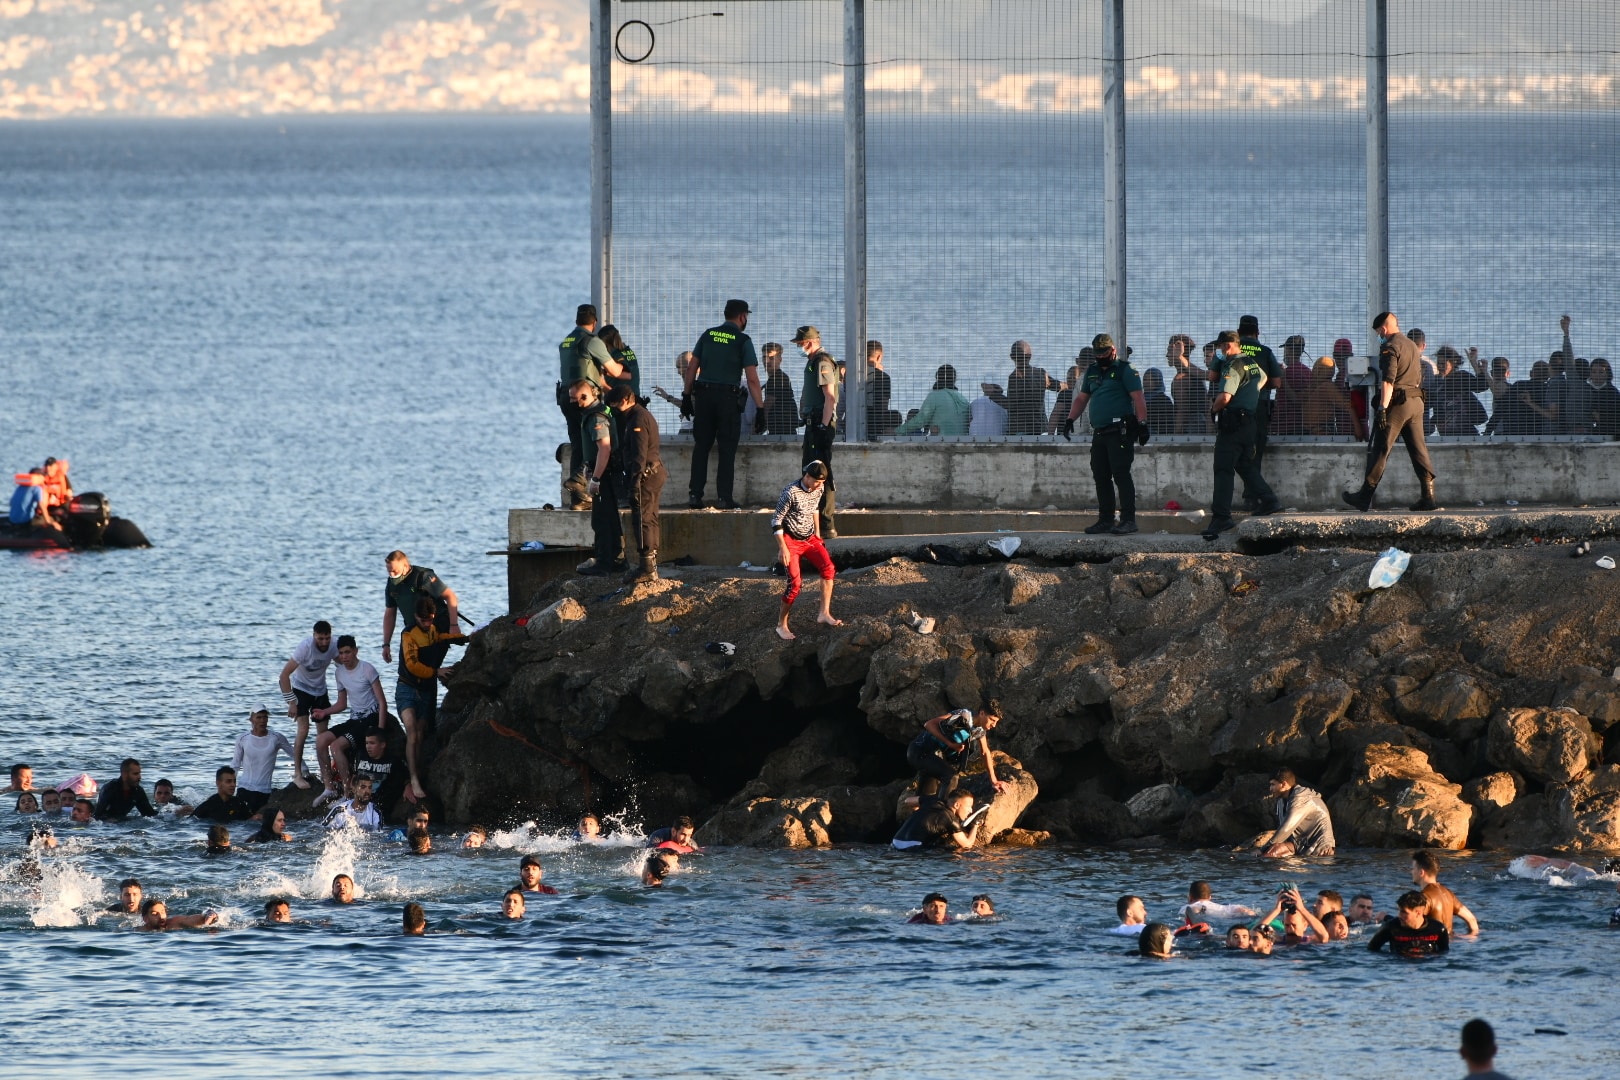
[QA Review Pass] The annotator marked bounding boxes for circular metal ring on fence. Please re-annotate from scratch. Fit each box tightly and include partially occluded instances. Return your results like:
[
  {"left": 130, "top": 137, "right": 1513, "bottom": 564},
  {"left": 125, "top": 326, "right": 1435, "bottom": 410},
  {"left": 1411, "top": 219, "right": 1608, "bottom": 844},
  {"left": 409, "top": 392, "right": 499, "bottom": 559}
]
[{"left": 615, "top": 20, "right": 654, "bottom": 64}]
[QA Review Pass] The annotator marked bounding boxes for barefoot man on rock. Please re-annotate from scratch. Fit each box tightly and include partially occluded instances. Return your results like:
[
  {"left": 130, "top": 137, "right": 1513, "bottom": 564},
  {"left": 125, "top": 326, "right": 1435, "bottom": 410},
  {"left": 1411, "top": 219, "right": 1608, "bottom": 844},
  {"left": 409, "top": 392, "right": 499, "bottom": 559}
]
[{"left": 770, "top": 460, "right": 841, "bottom": 641}]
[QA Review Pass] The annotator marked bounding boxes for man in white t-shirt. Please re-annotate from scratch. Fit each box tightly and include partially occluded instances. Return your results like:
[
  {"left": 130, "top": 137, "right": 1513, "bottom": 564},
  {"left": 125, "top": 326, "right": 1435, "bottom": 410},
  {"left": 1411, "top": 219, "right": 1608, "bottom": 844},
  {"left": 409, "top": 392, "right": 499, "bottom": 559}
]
[
  {"left": 1109, "top": 894, "right": 1149, "bottom": 935},
  {"left": 322, "top": 776, "right": 382, "bottom": 831},
  {"left": 312, "top": 635, "right": 389, "bottom": 808},
  {"left": 278, "top": 620, "right": 338, "bottom": 790},
  {"left": 230, "top": 708, "right": 295, "bottom": 812}
]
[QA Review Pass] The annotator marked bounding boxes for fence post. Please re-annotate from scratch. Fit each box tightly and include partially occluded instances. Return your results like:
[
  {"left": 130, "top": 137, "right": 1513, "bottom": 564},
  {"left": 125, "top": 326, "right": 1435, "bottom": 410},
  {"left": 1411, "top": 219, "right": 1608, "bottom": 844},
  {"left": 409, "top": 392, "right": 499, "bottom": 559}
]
[
  {"left": 1366, "top": 0, "right": 1388, "bottom": 345},
  {"left": 844, "top": 0, "right": 869, "bottom": 441},
  {"left": 591, "top": 0, "right": 613, "bottom": 320},
  {"left": 1103, "top": 0, "right": 1127, "bottom": 355}
]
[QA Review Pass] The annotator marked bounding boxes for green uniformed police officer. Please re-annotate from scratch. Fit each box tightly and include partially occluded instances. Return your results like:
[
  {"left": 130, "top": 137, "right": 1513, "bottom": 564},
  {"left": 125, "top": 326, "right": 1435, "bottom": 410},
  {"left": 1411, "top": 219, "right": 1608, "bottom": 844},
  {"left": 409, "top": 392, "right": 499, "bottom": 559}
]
[
  {"left": 1064, "top": 333, "right": 1149, "bottom": 534},
  {"left": 1205, "top": 329, "right": 1279, "bottom": 538},
  {"left": 1237, "top": 314, "right": 1283, "bottom": 507},
  {"left": 684, "top": 299, "right": 765, "bottom": 509},
  {"left": 607, "top": 383, "right": 664, "bottom": 581},
  {"left": 793, "top": 325, "right": 840, "bottom": 537},
  {"left": 558, "top": 304, "right": 623, "bottom": 509},
  {"left": 570, "top": 379, "right": 624, "bottom": 576},
  {"left": 1343, "top": 311, "right": 1439, "bottom": 512}
]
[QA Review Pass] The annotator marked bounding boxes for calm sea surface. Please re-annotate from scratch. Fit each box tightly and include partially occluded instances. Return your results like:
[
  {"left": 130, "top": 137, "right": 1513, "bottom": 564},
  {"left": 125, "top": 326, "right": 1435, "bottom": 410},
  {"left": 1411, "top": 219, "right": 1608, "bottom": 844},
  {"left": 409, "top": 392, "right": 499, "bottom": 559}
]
[{"left": 2, "top": 117, "right": 1618, "bottom": 1078}]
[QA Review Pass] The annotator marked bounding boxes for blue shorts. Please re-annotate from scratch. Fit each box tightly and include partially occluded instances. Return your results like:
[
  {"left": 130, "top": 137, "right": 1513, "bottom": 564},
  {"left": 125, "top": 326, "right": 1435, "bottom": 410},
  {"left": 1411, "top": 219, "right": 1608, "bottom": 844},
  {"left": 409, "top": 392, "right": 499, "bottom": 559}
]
[{"left": 394, "top": 682, "right": 432, "bottom": 715}]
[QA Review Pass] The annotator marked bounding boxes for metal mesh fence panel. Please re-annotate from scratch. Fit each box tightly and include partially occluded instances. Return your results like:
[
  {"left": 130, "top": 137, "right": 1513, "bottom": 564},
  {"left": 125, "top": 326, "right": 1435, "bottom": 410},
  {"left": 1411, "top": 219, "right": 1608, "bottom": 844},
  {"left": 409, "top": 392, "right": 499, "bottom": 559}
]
[
  {"left": 610, "top": 1, "right": 845, "bottom": 436},
  {"left": 1389, "top": 1, "right": 1620, "bottom": 440},
  {"left": 866, "top": 2, "right": 1100, "bottom": 440},
  {"left": 1127, "top": 0, "right": 1367, "bottom": 439}
]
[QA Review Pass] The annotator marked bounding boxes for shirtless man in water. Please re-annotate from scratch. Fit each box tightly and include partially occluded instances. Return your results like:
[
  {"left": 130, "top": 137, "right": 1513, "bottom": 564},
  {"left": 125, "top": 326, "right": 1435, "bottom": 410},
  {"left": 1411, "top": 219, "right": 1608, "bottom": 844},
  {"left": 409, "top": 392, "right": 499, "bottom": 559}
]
[
  {"left": 139, "top": 898, "right": 218, "bottom": 931},
  {"left": 1411, "top": 850, "right": 1479, "bottom": 935}
]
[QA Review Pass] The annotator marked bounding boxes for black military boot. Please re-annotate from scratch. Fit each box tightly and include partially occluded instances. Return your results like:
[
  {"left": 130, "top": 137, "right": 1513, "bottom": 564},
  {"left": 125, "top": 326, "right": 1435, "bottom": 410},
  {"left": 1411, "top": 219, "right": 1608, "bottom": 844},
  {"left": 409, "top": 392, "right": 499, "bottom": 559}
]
[
  {"left": 1341, "top": 482, "right": 1375, "bottom": 512},
  {"left": 1409, "top": 479, "right": 1439, "bottom": 512},
  {"left": 626, "top": 549, "right": 659, "bottom": 582}
]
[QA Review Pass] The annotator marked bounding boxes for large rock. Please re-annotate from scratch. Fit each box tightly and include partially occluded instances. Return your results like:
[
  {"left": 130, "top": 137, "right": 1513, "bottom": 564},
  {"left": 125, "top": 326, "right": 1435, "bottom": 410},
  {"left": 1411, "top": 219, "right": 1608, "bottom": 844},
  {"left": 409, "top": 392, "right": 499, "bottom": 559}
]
[
  {"left": 1553, "top": 778, "right": 1620, "bottom": 851},
  {"left": 1487, "top": 707, "right": 1597, "bottom": 786},
  {"left": 1024, "top": 788, "right": 1139, "bottom": 844},
  {"left": 1329, "top": 743, "right": 1473, "bottom": 849},
  {"left": 1178, "top": 772, "right": 1274, "bottom": 846},
  {"left": 699, "top": 797, "right": 833, "bottom": 848},
  {"left": 1553, "top": 668, "right": 1620, "bottom": 732},
  {"left": 524, "top": 596, "right": 587, "bottom": 639},
  {"left": 966, "top": 754, "right": 1039, "bottom": 843},
  {"left": 1394, "top": 669, "right": 1495, "bottom": 742},
  {"left": 1125, "top": 783, "right": 1195, "bottom": 834},
  {"left": 1209, "top": 680, "right": 1354, "bottom": 767}
]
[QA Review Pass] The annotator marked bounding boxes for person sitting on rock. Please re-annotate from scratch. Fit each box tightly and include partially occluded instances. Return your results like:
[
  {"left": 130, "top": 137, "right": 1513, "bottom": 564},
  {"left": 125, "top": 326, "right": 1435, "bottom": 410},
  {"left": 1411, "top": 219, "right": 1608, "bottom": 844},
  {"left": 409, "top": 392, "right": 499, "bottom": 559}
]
[
  {"left": 1411, "top": 850, "right": 1480, "bottom": 936},
  {"left": 905, "top": 705, "right": 1007, "bottom": 805},
  {"left": 891, "top": 788, "right": 978, "bottom": 852},
  {"left": 908, "top": 892, "right": 950, "bottom": 925},
  {"left": 1109, "top": 895, "right": 1148, "bottom": 935},
  {"left": 1257, "top": 767, "right": 1335, "bottom": 857},
  {"left": 646, "top": 816, "right": 699, "bottom": 854},
  {"left": 1180, "top": 880, "right": 1256, "bottom": 924},
  {"left": 518, "top": 854, "right": 560, "bottom": 895},
  {"left": 1138, "top": 922, "right": 1174, "bottom": 959},
  {"left": 1367, "top": 891, "right": 1449, "bottom": 957}
]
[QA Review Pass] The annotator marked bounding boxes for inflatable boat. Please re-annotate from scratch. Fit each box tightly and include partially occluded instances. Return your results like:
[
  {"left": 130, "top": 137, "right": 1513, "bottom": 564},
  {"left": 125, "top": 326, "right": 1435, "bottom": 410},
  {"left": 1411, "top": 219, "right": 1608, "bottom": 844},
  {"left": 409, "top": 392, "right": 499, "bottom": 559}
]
[{"left": 0, "top": 492, "right": 150, "bottom": 551}]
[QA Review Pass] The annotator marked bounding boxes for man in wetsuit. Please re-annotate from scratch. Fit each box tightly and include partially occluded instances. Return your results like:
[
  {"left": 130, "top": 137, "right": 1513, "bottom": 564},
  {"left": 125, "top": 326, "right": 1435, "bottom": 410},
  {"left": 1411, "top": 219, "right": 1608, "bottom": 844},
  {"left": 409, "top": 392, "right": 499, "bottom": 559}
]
[
  {"left": 646, "top": 816, "right": 699, "bottom": 854},
  {"left": 1411, "top": 850, "right": 1480, "bottom": 935},
  {"left": 686, "top": 299, "right": 765, "bottom": 509},
  {"left": 1367, "top": 891, "right": 1449, "bottom": 957},
  {"left": 906, "top": 706, "right": 1007, "bottom": 801},
  {"left": 1259, "top": 766, "right": 1335, "bottom": 857},
  {"left": 183, "top": 766, "right": 257, "bottom": 822},
  {"left": 1343, "top": 311, "right": 1439, "bottom": 512},
  {"left": 891, "top": 788, "right": 978, "bottom": 851},
  {"left": 95, "top": 758, "right": 157, "bottom": 821}
]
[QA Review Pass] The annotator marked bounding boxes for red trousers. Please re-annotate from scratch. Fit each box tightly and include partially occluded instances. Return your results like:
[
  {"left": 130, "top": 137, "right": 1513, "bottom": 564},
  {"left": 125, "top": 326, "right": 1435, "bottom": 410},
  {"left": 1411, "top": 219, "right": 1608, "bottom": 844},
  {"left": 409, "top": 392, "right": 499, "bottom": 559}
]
[{"left": 781, "top": 534, "right": 834, "bottom": 606}]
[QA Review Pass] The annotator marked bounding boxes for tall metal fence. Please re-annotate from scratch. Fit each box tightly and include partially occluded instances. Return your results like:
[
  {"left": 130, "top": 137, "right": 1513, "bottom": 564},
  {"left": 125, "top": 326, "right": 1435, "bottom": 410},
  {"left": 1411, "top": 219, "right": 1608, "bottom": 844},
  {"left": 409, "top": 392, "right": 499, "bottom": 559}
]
[{"left": 597, "top": 0, "right": 1620, "bottom": 443}]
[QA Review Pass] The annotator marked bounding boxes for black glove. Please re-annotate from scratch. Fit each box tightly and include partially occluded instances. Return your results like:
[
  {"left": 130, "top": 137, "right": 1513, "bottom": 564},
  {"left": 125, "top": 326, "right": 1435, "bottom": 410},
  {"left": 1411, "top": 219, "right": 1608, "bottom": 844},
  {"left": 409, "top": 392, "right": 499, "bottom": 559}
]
[
  {"left": 679, "top": 391, "right": 694, "bottom": 420},
  {"left": 1374, "top": 407, "right": 1390, "bottom": 433},
  {"left": 753, "top": 409, "right": 768, "bottom": 435},
  {"left": 1136, "top": 422, "right": 1151, "bottom": 446},
  {"left": 1061, "top": 416, "right": 1075, "bottom": 441}
]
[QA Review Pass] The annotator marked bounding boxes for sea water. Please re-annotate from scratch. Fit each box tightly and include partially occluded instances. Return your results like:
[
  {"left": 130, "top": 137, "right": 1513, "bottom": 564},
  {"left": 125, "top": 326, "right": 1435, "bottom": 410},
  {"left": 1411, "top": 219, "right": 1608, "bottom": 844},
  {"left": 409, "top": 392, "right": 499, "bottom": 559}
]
[{"left": 2, "top": 117, "right": 1618, "bottom": 1077}]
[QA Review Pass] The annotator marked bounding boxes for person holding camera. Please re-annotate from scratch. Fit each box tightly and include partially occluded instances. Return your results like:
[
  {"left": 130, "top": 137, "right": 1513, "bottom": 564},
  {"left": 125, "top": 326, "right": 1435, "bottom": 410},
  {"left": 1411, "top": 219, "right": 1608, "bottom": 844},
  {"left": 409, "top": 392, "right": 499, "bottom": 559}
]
[
  {"left": 1343, "top": 310, "right": 1438, "bottom": 512},
  {"left": 1203, "top": 329, "right": 1280, "bottom": 538},
  {"left": 1258, "top": 885, "right": 1332, "bottom": 944},
  {"left": 905, "top": 705, "right": 1008, "bottom": 802},
  {"left": 1064, "top": 333, "right": 1149, "bottom": 535},
  {"left": 792, "top": 325, "right": 839, "bottom": 537}
]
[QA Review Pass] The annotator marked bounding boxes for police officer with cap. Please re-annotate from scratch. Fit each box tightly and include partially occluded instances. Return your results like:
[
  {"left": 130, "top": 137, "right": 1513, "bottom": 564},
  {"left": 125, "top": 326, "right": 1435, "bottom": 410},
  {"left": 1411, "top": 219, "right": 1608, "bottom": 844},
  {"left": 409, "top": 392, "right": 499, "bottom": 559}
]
[
  {"left": 1204, "top": 329, "right": 1279, "bottom": 538},
  {"left": 570, "top": 379, "right": 624, "bottom": 576},
  {"left": 1343, "top": 311, "right": 1438, "bottom": 512},
  {"left": 685, "top": 299, "right": 765, "bottom": 509},
  {"left": 607, "top": 383, "right": 664, "bottom": 581},
  {"left": 557, "top": 304, "right": 624, "bottom": 509},
  {"left": 793, "top": 325, "right": 840, "bottom": 538},
  {"left": 1237, "top": 315, "right": 1283, "bottom": 508},
  {"left": 1064, "top": 333, "right": 1149, "bottom": 535}
]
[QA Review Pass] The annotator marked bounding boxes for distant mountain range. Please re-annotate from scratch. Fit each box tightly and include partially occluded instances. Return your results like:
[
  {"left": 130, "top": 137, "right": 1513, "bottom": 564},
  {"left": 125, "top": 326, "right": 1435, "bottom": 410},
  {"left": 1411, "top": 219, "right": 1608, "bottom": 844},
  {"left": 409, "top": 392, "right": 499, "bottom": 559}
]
[{"left": 0, "top": 0, "right": 1612, "bottom": 118}]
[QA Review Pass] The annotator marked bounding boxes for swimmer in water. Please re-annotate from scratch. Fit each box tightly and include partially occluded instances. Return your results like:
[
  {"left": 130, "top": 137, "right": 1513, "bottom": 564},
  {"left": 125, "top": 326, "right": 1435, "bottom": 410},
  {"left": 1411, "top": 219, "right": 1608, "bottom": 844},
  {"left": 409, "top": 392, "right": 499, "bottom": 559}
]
[
  {"left": 1609, "top": 879, "right": 1620, "bottom": 928},
  {"left": 139, "top": 898, "right": 218, "bottom": 931},
  {"left": 15, "top": 791, "right": 39, "bottom": 814},
  {"left": 1109, "top": 895, "right": 1148, "bottom": 936},
  {"left": 1249, "top": 926, "right": 1275, "bottom": 956},
  {"left": 646, "top": 815, "right": 699, "bottom": 854},
  {"left": 1225, "top": 925, "right": 1251, "bottom": 950},
  {"left": 408, "top": 828, "right": 433, "bottom": 855},
  {"left": 1367, "top": 891, "right": 1449, "bottom": 957},
  {"left": 462, "top": 826, "right": 488, "bottom": 849},
  {"left": 502, "top": 888, "right": 526, "bottom": 920},
  {"left": 402, "top": 902, "right": 427, "bottom": 936},
  {"left": 331, "top": 874, "right": 356, "bottom": 904},
  {"left": 40, "top": 789, "right": 61, "bottom": 815},
  {"left": 107, "top": 878, "right": 143, "bottom": 914},
  {"left": 247, "top": 809, "right": 293, "bottom": 843},
  {"left": 206, "top": 824, "right": 232, "bottom": 854},
  {"left": 970, "top": 894, "right": 996, "bottom": 918},
  {"left": 1321, "top": 911, "right": 1350, "bottom": 941},
  {"left": 908, "top": 892, "right": 949, "bottom": 925},
  {"left": 1347, "top": 893, "right": 1382, "bottom": 925},
  {"left": 1181, "top": 880, "right": 1255, "bottom": 923},
  {"left": 642, "top": 852, "right": 676, "bottom": 886},
  {"left": 574, "top": 813, "right": 602, "bottom": 841},
  {"left": 70, "top": 798, "right": 94, "bottom": 824},
  {"left": 1311, "top": 889, "right": 1343, "bottom": 920},
  {"left": 264, "top": 898, "right": 291, "bottom": 924},
  {"left": 1138, "top": 923, "right": 1174, "bottom": 958},
  {"left": 153, "top": 778, "right": 181, "bottom": 807},
  {"left": 1258, "top": 885, "right": 1330, "bottom": 944},
  {"left": 518, "top": 855, "right": 559, "bottom": 895},
  {"left": 26, "top": 823, "right": 56, "bottom": 851},
  {"left": 1411, "top": 850, "right": 1479, "bottom": 936}
]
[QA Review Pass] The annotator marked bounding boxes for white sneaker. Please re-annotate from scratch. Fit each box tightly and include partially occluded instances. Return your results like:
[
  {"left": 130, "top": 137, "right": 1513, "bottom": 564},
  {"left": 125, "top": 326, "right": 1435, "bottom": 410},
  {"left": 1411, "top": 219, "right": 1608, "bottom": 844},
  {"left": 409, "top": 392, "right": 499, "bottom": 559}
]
[{"left": 311, "top": 788, "right": 339, "bottom": 809}]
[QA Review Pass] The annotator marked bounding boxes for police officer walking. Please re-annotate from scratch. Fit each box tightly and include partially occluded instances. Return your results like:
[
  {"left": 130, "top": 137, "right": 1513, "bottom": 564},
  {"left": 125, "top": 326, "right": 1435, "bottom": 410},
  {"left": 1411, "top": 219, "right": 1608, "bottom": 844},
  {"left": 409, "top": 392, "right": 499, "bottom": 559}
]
[
  {"left": 792, "top": 325, "right": 840, "bottom": 538},
  {"left": 557, "top": 304, "right": 624, "bottom": 510},
  {"left": 1064, "top": 333, "right": 1149, "bottom": 535},
  {"left": 1343, "top": 311, "right": 1438, "bottom": 512},
  {"left": 1237, "top": 315, "right": 1283, "bottom": 509},
  {"left": 1204, "top": 329, "right": 1280, "bottom": 538},
  {"left": 607, "top": 383, "right": 664, "bottom": 581},
  {"left": 570, "top": 379, "right": 624, "bottom": 576},
  {"left": 685, "top": 299, "right": 766, "bottom": 509}
]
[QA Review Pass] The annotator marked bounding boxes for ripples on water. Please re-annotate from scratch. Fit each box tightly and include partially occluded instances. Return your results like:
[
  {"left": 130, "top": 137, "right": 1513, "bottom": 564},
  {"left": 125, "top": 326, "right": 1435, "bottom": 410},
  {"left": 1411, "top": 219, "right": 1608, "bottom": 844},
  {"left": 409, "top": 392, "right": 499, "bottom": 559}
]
[{"left": 2, "top": 119, "right": 1618, "bottom": 1077}]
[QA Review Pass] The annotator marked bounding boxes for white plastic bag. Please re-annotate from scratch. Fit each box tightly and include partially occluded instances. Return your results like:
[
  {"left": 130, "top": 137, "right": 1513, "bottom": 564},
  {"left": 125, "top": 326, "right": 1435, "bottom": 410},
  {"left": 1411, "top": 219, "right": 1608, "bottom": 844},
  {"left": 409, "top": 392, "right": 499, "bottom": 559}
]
[
  {"left": 987, "top": 536, "right": 1022, "bottom": 558},
  {"left": 1368, "top": 547, "right": 1410, "bottom": 589}
]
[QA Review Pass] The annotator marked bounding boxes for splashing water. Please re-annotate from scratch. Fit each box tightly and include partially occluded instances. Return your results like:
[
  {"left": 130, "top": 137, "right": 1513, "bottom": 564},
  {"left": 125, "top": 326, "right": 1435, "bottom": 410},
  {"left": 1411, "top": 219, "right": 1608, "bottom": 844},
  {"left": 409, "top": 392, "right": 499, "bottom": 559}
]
[{"left": 29, "top": 856, "right": 107, "bottom": 927}]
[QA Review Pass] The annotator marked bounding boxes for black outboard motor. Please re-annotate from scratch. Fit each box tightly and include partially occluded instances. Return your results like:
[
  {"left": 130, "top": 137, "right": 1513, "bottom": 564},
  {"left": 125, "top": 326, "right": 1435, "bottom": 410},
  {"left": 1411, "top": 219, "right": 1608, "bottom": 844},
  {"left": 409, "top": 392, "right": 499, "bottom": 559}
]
[{"left": 62, "top": 492, "right": 111, "bottom": 547}]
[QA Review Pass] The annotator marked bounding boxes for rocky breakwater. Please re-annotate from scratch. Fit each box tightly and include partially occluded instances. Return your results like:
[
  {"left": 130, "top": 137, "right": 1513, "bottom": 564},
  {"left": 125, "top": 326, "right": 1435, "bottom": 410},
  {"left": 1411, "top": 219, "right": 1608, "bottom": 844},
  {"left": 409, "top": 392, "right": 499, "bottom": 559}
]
[{"left": 429, "top": 543, "right": 1620, "bottom": 852}]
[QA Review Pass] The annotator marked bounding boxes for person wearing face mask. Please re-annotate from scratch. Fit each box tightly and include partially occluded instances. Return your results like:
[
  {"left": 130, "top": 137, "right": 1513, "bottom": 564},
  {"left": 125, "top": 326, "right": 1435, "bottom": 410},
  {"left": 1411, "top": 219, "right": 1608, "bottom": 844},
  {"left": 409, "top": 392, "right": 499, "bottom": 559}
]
[
  {"left": 1203, "top": 330, "right": 1279, "bottom": 538},
  {"left": 1343, "top": 311, "right": 1438, "bottom": 513},
  {"left": 1064, "top": 333, "right": 1149, "bottom": 535}
]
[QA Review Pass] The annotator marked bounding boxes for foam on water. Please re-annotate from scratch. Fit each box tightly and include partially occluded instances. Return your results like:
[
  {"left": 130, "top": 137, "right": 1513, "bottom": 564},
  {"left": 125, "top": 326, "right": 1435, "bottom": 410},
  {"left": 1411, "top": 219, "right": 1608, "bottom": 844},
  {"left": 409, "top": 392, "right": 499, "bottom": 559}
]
[{"left": 29, "top": 855, "right": 106, "bottom": 927}]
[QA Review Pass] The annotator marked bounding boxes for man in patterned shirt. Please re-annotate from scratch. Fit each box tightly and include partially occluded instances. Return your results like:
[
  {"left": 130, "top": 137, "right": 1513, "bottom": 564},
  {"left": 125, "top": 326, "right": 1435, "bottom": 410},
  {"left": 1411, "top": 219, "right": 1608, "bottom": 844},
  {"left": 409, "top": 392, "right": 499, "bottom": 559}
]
[{"left": 770, "top": 460, "right": 842, "bottom": 641}]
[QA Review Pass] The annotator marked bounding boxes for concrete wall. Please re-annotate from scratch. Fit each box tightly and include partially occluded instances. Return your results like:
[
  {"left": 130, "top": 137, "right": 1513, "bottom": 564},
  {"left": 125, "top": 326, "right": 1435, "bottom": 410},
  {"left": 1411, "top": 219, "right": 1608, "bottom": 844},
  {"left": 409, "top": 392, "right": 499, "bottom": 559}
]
[{"left": 554, "top": 439, "right": 1620, "bottom": 512}]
